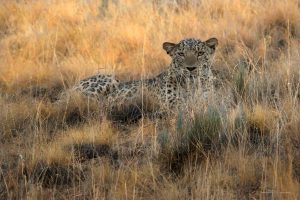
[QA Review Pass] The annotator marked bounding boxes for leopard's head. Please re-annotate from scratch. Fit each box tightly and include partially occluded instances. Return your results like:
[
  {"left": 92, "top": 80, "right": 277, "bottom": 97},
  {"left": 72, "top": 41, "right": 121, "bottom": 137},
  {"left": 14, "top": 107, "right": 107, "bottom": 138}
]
[{"left": 163, "top": 38, "right": 218, "bottom": 73}]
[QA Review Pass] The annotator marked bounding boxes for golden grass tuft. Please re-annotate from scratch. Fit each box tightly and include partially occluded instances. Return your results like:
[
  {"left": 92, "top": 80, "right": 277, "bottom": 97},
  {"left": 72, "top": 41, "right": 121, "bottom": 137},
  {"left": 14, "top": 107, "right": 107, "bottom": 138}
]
[
  {"left": 30, "top": 121, "right": 116, "bottom": 166},
  {"left": 247, "top": 104, "right": 279, "bottom": 135}
]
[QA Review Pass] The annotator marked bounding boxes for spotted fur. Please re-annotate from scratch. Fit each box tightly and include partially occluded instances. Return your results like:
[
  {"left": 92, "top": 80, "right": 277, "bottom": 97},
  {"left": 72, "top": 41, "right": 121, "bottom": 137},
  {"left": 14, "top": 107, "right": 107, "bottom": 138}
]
[{"left": 74, "top": 38, "right": 218, "bottom": 108}]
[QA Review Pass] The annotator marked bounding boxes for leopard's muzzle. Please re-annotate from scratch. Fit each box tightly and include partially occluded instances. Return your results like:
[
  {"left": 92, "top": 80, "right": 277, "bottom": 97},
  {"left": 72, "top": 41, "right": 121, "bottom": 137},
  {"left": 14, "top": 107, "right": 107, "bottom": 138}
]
[{"left": 184, "top": 53, "right": 197, "bottom": 71}]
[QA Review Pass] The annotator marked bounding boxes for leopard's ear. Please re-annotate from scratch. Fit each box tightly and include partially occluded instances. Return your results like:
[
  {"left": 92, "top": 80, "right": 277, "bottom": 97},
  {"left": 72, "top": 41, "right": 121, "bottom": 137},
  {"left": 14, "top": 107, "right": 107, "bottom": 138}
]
[
  {"left": 163, "top": 42, "right": 177, "bottom": 54},
  {"left": 205, "top": 38, "right": 218, "bottom": 51}
]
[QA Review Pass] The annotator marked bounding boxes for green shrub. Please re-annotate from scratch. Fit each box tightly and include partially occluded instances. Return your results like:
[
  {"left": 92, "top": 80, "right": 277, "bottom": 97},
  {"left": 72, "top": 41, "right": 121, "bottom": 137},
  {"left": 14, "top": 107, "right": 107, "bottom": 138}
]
[
  {"left": 185, "top": 106, "right": 222, "bottom": 152},
  {"left": 159, "top": 106, "right": 223, "bottom": 175}
]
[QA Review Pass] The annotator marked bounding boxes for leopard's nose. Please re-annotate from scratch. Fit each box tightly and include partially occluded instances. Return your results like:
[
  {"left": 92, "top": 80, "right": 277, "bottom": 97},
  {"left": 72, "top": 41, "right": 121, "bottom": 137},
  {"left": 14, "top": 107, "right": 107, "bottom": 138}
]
[{"left": 184, "top": 53, "right": 197, "bottom": 66}]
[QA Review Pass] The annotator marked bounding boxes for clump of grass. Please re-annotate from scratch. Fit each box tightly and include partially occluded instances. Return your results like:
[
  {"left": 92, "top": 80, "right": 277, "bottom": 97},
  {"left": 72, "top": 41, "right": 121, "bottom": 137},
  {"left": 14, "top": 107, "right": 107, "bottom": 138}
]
[
  {"left": 282, "top": 103, "right": 300, "bottom": 183},
  {"left": 0, "top": 90, "right": 104, "bottom": 140},
  {"left": 247, "top": 105, "right": 278, "bottom": 134},
  {"left": 82, "top": 162, "right": 160, "bottom": 199},
  {"left": 30, "top": 161, "right": 84, "bottom": 188},
  {"left": 232, "top": 63, "right": 248, "bottom": 104},
  {"left": 258, "top": 0, "right": 300, "bottom": 61},
  {"left": 186, "top": 106, "right": 222, "bottom": 152},
  {"left": 159, "top": 106, "right": 223, "bottom": 175},
  {"left": 107, "top": 88, "right": 166, "bottom": 123},
  {"left": 227, "top": 104, "right": 249, "bottom": 147},
  {"left": 220, "top": 151, "right": 263, "bottom": 199},
  {"left": 27, "top": 121, "right": 117, "bottom": 187},
  {"left": 0, "top": 97, "right": 36, "bottom": 140},
  {"left": 38, "top": 91, "right": 104, "bottom": 129},
  {"left": 229, "top": 104, "right": 279, "bottom": 149},
  {"left": 30, "top": 121, "right": 117, "bottom": 165}
]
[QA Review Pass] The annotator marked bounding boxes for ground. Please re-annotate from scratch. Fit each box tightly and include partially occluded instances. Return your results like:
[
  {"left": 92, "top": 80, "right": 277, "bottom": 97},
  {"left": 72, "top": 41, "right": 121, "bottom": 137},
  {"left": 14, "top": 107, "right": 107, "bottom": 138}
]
[{"left": 0, "top": 0, "right": 300, "bottom": 199}]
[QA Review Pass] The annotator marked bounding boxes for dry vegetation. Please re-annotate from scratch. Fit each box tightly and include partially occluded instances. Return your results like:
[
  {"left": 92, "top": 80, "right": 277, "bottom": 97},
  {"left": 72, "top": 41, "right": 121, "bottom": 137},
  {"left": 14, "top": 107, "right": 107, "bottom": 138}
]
[{"left": 0, "top": 0, "right": 300, "bottom": 199}]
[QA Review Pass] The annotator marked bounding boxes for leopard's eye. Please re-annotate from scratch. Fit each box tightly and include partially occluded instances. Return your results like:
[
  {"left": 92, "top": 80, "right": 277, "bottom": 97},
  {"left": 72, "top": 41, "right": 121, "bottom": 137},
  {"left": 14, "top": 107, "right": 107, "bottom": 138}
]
[
  {"left": 198, "top": 51, "right": 204, "bottom": 56},
  {"left": 177, "top": 52, "right": 185, "bottom": 56}
]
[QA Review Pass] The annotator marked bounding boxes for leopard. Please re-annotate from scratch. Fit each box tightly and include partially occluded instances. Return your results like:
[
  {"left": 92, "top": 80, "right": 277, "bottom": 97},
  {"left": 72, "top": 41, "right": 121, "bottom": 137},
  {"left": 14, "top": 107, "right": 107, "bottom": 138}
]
[{"left": 73, "top": 37, "right": 218, "bottom": 110}]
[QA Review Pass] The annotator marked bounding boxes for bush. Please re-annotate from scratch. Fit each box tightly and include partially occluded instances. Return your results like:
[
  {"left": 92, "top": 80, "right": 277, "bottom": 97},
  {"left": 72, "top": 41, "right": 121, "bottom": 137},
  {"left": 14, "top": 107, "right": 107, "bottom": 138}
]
[
  {"left": 186, "top": 106, "right": 222, "bottom": 152},
  {"left": 159, "top": 106, "right": 223, "bottom": 175}
]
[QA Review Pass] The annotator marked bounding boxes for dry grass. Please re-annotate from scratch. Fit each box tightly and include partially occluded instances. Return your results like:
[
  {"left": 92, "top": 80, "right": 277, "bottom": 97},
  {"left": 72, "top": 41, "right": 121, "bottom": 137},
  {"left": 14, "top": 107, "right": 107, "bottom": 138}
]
[{"left": 0, "top": 0, "right": 300, "bottom": 199}]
